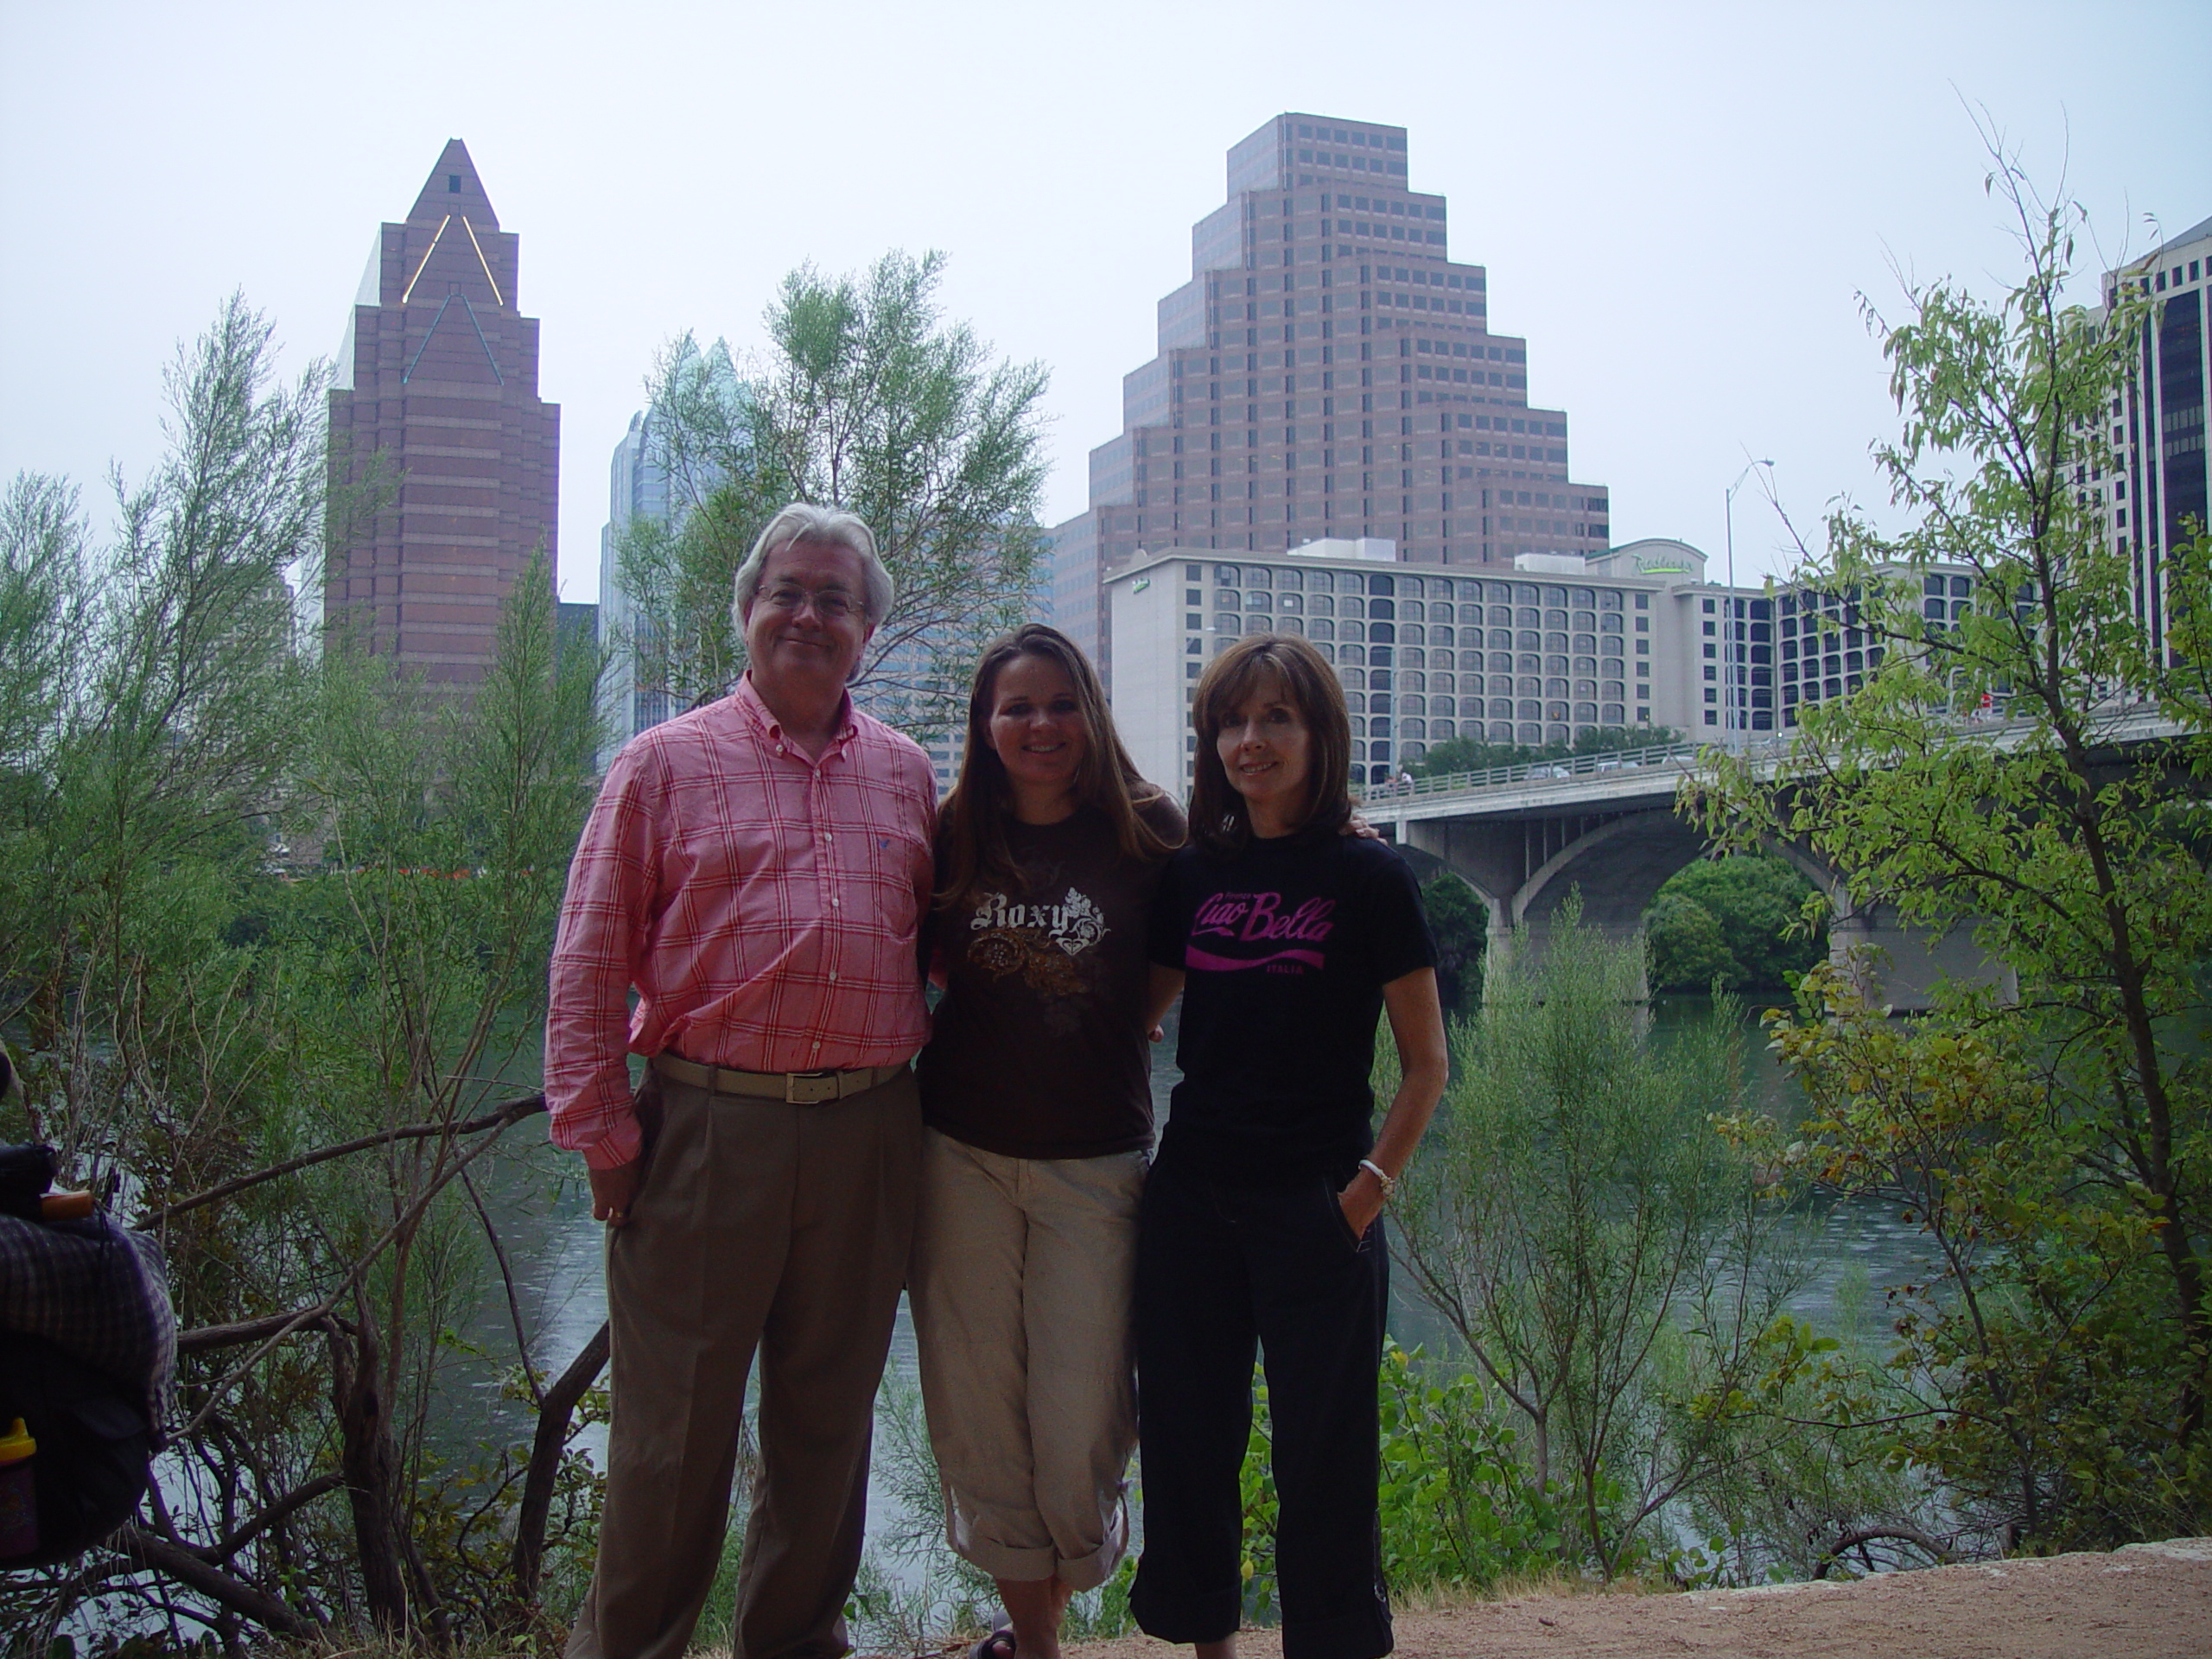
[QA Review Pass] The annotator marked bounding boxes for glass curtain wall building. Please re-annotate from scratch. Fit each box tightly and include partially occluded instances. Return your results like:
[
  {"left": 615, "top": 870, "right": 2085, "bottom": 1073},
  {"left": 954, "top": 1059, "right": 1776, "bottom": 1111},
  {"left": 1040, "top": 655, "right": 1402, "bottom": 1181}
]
[
  {"left": 596, "top": 410, "right": 678, "bottom": 768},
  {"left": 2100, "top": 214, "right": 2210, "bottom": 656}
]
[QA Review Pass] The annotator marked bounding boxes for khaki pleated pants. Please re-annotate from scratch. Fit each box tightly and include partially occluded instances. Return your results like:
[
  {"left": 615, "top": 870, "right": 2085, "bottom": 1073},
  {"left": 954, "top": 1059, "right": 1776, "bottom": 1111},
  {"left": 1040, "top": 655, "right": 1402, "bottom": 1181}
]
[{"left": 565, "top": 1065, "right": 921, "bottom": 1659}]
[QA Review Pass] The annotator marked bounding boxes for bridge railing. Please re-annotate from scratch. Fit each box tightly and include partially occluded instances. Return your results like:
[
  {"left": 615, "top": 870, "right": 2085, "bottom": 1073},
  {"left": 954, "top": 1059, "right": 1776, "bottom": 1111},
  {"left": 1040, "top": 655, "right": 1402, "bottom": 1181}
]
[
  {"left": 1369, "top": 734, "right": 1796, "bottom": 803},
  {"left": 1364, "top": 706, "right": 2187, "bottom": 807}
]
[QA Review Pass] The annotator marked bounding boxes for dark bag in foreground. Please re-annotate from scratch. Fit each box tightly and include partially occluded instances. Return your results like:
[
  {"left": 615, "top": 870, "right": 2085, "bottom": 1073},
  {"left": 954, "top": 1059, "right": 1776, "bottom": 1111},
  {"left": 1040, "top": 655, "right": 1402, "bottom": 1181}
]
[
  {"left": 0, "top": 1332, "right": 153, "bottom": 1568},
  {"left": 0, "top": 1149, "right": 175, "bottom": 1570}
]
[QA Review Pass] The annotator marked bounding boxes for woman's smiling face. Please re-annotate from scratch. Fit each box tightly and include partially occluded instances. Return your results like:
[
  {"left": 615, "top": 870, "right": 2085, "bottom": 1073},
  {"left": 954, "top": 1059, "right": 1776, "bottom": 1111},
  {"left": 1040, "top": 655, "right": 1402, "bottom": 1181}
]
[
  {"left": 988, "top": 652, "right": 1089, "bottom": 818},
  {"left": 1214, "top": 671, "right": 1313, "bottom": 837}
]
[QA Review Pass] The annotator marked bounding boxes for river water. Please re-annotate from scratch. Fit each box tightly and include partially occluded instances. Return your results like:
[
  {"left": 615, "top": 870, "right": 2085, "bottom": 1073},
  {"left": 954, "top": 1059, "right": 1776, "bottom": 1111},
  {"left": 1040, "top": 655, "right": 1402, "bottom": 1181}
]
[{"left": 450, "top": 996, "right": 1934, "bottom": 1564}]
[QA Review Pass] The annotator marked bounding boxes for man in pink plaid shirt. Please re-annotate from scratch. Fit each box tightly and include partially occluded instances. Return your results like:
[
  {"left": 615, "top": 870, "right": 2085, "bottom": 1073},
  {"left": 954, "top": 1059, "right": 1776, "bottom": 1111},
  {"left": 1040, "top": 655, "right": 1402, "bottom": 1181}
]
[{"left": 547, "top": 503, "right": 936, "bottom": 1659}]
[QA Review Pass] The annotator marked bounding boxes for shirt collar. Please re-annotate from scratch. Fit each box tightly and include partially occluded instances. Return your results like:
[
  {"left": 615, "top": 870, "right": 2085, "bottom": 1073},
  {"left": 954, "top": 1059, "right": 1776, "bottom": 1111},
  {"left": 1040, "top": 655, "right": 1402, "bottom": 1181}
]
[{"left": 734, "top": 672, "right": 859, "bottom": 753}]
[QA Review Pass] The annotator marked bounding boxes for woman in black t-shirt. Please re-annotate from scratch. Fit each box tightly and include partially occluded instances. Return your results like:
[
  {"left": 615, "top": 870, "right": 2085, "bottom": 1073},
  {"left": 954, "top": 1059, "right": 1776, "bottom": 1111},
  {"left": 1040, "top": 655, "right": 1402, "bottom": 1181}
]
[
  {"left": 912, "top": 625, "right": 1184, "bottom": 1659},
  {"left": 1132, "top": 634, "right": 1449, "bottom": 1659}
]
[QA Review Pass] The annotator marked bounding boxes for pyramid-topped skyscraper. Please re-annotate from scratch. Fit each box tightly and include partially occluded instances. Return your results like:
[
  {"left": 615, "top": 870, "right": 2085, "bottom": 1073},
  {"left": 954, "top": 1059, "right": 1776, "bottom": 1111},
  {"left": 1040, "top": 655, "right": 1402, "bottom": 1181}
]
[
  {"left": 325, "top": 140, "right": 561, "bottom": 685},
  {"left": 1051, "top": 113, "right": 1611, "bottom": 669}
]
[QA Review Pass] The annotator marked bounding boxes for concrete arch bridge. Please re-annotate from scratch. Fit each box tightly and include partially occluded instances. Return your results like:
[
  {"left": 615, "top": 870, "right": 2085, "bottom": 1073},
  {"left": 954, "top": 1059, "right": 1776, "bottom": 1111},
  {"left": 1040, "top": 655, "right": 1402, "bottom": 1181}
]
[{"left": 1357, "top": 713, "right": 2196, "bottom": 1008}]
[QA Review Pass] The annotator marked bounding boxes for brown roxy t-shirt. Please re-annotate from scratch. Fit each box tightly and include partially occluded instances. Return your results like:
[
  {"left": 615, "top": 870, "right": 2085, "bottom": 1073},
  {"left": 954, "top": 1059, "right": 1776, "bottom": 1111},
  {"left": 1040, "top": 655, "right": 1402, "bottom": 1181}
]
[{"left": 918, "top": 796, "right": 1185, "bottom": 1160}]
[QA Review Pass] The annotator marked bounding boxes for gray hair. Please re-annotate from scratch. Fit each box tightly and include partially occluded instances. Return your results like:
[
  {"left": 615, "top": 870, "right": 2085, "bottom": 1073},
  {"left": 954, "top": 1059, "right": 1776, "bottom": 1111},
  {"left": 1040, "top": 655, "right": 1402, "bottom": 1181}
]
[{"left": 730, "top": 503, "right": 895, "bottom": 629}]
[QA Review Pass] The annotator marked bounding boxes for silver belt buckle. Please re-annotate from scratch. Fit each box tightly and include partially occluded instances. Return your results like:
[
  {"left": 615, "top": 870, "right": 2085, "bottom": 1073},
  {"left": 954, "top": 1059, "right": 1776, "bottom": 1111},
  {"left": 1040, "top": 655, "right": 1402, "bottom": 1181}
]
[{"left": 785, "top": 1070, "right": 839, "bottom": 1104}]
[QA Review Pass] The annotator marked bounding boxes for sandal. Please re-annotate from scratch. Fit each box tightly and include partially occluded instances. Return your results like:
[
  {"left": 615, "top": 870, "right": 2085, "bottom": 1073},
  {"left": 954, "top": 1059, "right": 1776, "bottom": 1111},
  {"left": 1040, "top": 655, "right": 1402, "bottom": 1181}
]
[{"left": 969, "top": 1629, "right": 1016, "bottom": 1659}]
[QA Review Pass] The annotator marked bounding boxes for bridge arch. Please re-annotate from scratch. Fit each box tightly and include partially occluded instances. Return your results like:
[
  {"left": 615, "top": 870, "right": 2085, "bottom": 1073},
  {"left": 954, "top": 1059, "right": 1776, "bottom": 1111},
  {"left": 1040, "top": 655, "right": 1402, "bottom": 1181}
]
[
  {"left": 1513, "top": 810, "right": 1713, "bottom": 938},
  {"left": 1408, "top": 806, "right": 1715, "bottom": 975},
  {"left": 1399, "top": 796, "right": 2004, "bottom": 1010}
]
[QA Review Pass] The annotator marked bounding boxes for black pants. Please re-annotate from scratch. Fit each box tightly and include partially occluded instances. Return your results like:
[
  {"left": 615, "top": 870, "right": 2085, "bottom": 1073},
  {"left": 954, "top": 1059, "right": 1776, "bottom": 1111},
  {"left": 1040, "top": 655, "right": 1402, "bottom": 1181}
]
[{"left": 1129, "top": 1147, "right": 1392, "bottom": 1659}]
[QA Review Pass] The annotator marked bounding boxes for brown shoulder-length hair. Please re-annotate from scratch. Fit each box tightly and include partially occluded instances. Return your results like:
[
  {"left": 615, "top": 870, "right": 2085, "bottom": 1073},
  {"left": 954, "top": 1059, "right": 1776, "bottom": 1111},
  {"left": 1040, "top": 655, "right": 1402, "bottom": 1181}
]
[
  {"left": 935, "top": 624, "right": 1180, "bottom": 911},
  {"left": 1189, "top": 632, "right": 1356, "bottom": 855}
]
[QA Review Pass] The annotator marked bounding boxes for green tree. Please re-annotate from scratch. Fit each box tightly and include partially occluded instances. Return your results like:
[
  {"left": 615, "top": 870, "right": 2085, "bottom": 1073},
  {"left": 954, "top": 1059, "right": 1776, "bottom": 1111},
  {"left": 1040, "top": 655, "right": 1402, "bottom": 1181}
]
[
  {"left": 0, "top": 302, "right": 612, "bottom": 1649},
  {"left": 1413, "top": 724, "right": 1680, "bottom": 779},
  {"left": 619, "top": 251, "right": 1051, "bottom": 732},
  {"left": 1, "top": 294, "right": 321, "bottom": 1142},
  {"left": 1643, "top": 891, "right": 1739, "bottom": 991},
  {"left": 0, "top": 474, "right": 90, "bottom": 797},
  {"left": 1395, "top": 899, "right": 1793, "bottom": 1578},
  {"left": 1694, "top": 160, "right": 2212, "bottom": 1545},
  {"left": 1420, "top": 872, "right": 1487, "bottom": 1013},
  {"left": 1646, "top": 854, "right": 1827, "bottom": 993}
]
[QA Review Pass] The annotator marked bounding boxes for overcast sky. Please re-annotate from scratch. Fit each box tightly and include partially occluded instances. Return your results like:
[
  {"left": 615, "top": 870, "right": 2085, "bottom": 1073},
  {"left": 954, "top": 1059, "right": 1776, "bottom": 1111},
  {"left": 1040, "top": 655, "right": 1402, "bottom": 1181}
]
[{"left": 3, "top": 0, "right": 2206, "bottom": 603}]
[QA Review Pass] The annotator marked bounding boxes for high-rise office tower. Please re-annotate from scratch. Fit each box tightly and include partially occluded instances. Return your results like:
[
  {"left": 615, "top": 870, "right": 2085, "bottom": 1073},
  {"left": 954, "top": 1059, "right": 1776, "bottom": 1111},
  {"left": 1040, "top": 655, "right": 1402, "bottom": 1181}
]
[
  {"left": 2099, "top": 214, "right": 2210, "bottom": 652},
  {"left": 326, "top": 140, "right": 561, "bottom": 686},
  {"left": 598, "top": 410, "right": 678, "bottom": 765},
  {"left": 1051, "top": 112, "right": 1611, "bottom": 669}
]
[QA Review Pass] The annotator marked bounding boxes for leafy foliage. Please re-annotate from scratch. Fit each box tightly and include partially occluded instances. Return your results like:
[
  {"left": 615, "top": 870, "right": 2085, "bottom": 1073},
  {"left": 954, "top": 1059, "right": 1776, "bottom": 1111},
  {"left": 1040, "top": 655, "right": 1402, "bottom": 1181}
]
[
  {"left": 1419, "top": 873, "right": 1487, "bottom": 1014},
  {"left": 1395, "top": 900, "right": 1799, "bottom": 1578},
  {"left": 1646, "top": 854, "right": 1827, "bottom": 993},
  {"left": 1693, "top": 159, "right": 2212, "bottom": 1546},
  {"left": 1758, "top": 969, "right": 2211, "bottom": 1549},
  {"left": 1230, "top": 1344, "right": 1564, "bottom": 1618},
  {"left": 1375, "top": 1345, "right": 1564, "bottom": 1592},
  {"left": 616, "top": 251, "right": 1051, "bottom": 734},
  {"left": 0, "top": 301, "right": 612, "bottom": 1648},
  {"left": 1683, "top": 1304, "right": 1955, "bottom": 1583},
  {"left": 1412, "top": 724, "right": 1679, "bottom": 779}
]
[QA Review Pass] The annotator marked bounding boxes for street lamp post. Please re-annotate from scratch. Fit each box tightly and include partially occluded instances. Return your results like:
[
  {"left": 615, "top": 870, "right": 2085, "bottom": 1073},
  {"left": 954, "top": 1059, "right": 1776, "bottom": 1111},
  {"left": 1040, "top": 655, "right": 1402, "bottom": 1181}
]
[{"left": 1723, "top": 459, "right": 1775, "bottom": 750}]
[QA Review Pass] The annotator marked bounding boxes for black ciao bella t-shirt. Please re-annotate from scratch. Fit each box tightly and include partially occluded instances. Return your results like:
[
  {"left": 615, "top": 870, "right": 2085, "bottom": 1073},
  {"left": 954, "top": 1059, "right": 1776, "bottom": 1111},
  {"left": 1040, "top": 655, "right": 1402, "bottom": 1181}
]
[{"left": 1147, "top": 827, "right": 1435, "bottom": 1182}]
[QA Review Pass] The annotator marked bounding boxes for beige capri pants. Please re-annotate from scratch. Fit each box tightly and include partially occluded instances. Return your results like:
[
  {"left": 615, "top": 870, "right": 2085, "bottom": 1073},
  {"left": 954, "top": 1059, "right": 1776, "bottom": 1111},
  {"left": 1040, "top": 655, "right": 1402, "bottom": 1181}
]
[{"left": 908, "top": 1126, "right": 1147, "bottom": 1590}]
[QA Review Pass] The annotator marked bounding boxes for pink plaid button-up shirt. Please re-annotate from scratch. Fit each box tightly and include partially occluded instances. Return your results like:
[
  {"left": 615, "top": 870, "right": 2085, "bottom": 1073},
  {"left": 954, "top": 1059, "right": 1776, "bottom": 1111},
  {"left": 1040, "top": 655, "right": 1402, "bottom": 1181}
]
[{"left": 544, "top": 675, "right": 935, "bottom": 1169}]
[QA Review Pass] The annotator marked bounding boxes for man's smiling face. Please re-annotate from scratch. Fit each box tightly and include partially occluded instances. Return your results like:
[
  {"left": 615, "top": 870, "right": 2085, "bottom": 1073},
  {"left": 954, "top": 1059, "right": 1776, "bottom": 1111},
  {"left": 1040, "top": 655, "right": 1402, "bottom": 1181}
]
[{"left": 742, "top": 538, "right": 874, "bottom": 705}]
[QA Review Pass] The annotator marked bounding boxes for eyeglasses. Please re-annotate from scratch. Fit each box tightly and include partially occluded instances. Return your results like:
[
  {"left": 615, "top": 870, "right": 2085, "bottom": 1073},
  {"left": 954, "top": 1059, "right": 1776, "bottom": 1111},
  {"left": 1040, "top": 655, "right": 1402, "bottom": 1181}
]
[{"left": 761, "top": 584, "right": 861, "bottom": 621}]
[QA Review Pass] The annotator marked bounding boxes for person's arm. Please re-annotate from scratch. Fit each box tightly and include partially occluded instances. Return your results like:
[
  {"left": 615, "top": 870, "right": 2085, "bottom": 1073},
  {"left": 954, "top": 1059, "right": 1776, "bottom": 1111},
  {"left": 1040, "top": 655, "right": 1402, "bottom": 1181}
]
[
  {"left": 545, "top": 746, "right": 662, "bottom": 1225},
  {"left": 1338, "top": 966, "right": 1448, "bottom": 1236},
  {"left": 1143, "top": 963, "right": 1186, "bottom": 1042}
]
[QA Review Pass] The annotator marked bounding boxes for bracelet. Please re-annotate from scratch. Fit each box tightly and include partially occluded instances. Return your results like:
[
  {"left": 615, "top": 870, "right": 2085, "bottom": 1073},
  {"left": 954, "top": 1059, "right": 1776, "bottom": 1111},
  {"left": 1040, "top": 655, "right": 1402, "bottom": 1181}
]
[{"left": 1357, "top": 1158, "right": 1398, "bottom": 1199}]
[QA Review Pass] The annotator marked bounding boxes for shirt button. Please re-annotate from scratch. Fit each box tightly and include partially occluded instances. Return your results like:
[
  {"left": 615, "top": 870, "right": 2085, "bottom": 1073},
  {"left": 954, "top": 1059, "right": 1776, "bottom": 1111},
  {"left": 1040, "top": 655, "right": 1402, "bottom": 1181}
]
[
  {"left": 828, "top": 971, "right": 838, "bottom": 983},
  {"left": 811, "top": 1041, "right": 822, "bottom": 1053},
  {"left": 830, "top": 895, "right": 841, "bottom": 908}
]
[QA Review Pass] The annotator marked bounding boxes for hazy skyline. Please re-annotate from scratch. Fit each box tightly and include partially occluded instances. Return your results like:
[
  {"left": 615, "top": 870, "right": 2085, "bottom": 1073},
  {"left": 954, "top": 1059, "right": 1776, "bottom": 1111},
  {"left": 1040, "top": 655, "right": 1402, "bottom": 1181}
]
[{"left": 3, "top": 0, "right": 2206, "bottom": 604}]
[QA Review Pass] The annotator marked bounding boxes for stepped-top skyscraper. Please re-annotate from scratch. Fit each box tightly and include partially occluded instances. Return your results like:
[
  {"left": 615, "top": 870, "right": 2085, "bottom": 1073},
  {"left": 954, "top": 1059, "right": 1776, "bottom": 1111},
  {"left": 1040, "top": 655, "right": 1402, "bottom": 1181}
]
[
  {"left": 326, "top": 140, "right": 561, "bottom": 685},
  {"left": 1051, "top": 112, "right": 1611, "bottom": 665}
]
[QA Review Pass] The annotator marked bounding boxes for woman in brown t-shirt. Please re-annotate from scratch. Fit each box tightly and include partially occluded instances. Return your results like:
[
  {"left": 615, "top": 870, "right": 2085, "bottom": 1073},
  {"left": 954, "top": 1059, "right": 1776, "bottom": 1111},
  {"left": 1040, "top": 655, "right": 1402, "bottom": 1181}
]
[{"left": 912, "top": 624, "right": 1185, "bottom": 1659}]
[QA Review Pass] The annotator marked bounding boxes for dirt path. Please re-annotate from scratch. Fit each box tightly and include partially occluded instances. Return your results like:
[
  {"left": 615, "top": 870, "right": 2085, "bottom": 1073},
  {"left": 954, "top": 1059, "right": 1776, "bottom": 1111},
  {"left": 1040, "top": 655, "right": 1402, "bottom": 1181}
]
[{"left": 1068, "top": 1538, "right": 2212, "bottom": 1659}]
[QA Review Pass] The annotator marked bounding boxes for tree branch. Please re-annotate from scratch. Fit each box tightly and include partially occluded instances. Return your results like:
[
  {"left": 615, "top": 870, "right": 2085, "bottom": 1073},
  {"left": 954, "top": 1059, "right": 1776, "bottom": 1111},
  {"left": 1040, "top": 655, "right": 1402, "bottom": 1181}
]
[
  {"left": 176, "top": 1309, "right": 349, "bottom": 1355},
  {"left": 1813, "top": 1522, "right": 1956, "bottom": 1577},
  {"left": 510, "top": 1319, "right": 611, "bottom": 1603},
  {"left": 115, "top": 1524, "right": 318, "bottom": 1639},
  {"left": 139, "top": 1092, "right": 546, "bottom": 1227}
]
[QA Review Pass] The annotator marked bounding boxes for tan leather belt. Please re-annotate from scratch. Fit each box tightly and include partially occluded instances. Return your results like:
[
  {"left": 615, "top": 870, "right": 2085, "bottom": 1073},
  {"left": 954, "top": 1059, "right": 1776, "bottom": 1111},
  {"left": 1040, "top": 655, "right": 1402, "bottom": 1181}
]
[{"left": 652, "top": 1051, "right": 909, "bottom": 1104}]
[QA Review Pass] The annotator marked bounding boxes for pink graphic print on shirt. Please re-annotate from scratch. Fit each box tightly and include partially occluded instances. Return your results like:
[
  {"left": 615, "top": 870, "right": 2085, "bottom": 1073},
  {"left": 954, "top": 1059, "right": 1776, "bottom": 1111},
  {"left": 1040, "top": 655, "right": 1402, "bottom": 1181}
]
[{"left": 1185, "top": 891, "right": 1336, "bottom": 975}]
